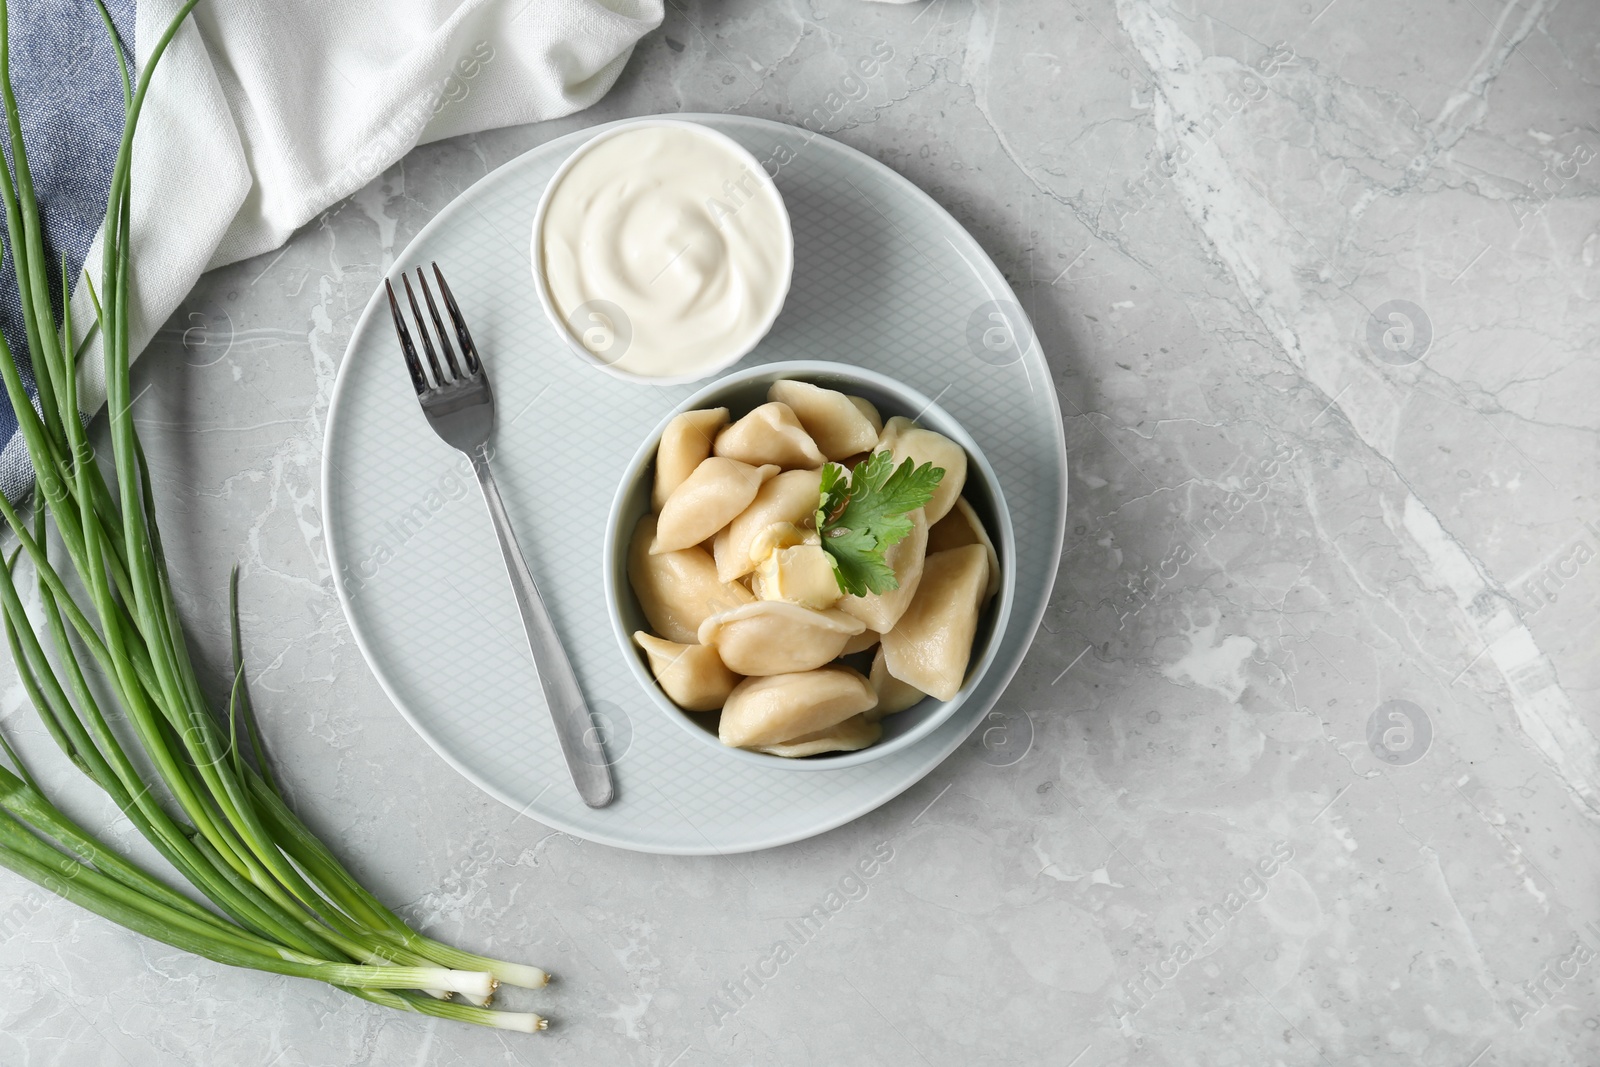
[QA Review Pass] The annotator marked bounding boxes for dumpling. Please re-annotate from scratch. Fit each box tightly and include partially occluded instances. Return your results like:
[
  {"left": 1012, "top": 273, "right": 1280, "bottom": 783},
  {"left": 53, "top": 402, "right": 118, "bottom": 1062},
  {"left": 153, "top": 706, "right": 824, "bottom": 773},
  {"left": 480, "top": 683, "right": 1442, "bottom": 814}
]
[
  {"left": 755, "top": 714, "right": 882, "bottom": 757},
  {"left": 839, "top": 628, "right": 880, "bottom": 656},
  {"left": 874, "top": 417, "right": 967, "bottom": 523},
  {"left": 926, "top": 497, "right": 1000, "bottom": 601},
  {"left": 652, "top": 407, "right": 728, "bottom": 511},
  {"left": 634, "top": 632, "right": 740, "bottom": 712},
  {"left": 848, "top": 396, "right": 883, "bottom": 436},
  {"left": 712, "top": 468, "right": 823, "bottom": 582},
  {"left": 654, "top": 458, "right": 779, "bottom": 553},
  {"left": 880, "top": 544, "right": 989, "bottom": 700},
  {"left": 868, "top": 646, "right": 925, "bottom": 718},
  {"left": 713, "top": 402, "right": 826, "bottom": 469},
  {"left": 718, "top": 667, "right": 877, "bottom": 748},
  {"left": 768, "top": 380, "right": 881, "bottom": 460},
  {"left": 628, "top": 515, "right": 754, "bottom": 643},
  {"left": 836, "top": 508, "right": 928, "bottom": 633},
  {"left": 698, "top": 601, "right": 865, "bottom": 676}
]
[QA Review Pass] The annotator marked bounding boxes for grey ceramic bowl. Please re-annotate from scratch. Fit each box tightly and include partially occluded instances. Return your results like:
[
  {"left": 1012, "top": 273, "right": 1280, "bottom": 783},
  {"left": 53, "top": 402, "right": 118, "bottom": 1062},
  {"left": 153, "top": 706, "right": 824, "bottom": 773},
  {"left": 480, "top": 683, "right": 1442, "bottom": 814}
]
[{"left": 603, "top": 360, "right": 1015, "bottom": 770}]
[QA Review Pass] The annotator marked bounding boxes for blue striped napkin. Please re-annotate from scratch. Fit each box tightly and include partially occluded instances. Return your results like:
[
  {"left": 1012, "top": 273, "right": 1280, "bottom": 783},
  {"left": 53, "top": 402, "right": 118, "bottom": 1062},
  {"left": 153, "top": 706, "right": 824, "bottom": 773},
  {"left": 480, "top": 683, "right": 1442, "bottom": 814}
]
[{"left": 0, "top": 0, "right": 134, "bottom": 502}]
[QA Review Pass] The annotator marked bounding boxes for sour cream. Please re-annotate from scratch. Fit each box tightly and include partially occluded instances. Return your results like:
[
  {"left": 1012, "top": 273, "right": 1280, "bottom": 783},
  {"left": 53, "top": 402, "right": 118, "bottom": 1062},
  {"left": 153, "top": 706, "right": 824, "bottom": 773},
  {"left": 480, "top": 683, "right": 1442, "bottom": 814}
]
[{"left": 534, "top": 121, "right": 793, "bottom": 383}]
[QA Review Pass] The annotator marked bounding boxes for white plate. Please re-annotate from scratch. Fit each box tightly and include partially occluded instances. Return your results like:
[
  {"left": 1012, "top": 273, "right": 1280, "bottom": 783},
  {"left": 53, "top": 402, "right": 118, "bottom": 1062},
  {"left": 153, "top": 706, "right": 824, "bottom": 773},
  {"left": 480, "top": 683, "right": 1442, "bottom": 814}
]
[{"left": 322, "top": 115, "right": 1067, "bottom": 854}]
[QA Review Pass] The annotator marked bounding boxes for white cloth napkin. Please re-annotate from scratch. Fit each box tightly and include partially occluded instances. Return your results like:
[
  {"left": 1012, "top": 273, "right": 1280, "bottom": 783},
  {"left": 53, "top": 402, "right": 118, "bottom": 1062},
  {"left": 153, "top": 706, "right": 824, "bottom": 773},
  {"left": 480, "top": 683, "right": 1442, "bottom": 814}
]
[{"left": 72, "top": 0, "right": 662, "bottom": 414}]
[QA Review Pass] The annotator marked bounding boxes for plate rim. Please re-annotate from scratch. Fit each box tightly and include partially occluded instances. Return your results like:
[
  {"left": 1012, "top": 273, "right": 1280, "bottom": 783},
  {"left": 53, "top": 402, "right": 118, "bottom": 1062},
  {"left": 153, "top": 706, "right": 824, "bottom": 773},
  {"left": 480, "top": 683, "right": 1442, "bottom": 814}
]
[{"left": 320, "top": 113, "right": 1068, "bottom": 854}]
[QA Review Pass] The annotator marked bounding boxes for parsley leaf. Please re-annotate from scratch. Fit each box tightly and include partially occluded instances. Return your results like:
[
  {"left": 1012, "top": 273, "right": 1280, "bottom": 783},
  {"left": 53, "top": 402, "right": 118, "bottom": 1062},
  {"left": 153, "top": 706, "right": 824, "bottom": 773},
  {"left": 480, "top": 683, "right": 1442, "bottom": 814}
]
[{"left": 815, "top": 450, "right": 945, "bottom": 597}]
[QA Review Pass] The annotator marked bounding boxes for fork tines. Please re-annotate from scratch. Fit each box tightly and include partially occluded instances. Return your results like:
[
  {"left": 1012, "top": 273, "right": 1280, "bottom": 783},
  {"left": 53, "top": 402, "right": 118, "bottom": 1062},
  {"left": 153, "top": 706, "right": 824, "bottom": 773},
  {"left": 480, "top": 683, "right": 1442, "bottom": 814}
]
[{"left": 385, "top": 263, "right": 482, "bottom": 394}]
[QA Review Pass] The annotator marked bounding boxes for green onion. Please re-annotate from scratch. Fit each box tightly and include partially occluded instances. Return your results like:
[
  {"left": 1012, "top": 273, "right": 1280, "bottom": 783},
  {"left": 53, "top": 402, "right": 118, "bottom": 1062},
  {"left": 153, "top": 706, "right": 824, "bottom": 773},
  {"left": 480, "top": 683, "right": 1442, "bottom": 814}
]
[{"left": 0, "top": 0, "right": 550, "bottom": 1032}]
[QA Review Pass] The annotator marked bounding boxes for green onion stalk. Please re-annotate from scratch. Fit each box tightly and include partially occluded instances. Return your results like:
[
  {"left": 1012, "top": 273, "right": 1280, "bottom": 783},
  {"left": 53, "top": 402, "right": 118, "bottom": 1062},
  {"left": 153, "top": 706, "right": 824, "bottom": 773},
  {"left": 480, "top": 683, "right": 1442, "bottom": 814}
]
[{"left": 0, "top": 0, "right": 549, "bottom": 1033}]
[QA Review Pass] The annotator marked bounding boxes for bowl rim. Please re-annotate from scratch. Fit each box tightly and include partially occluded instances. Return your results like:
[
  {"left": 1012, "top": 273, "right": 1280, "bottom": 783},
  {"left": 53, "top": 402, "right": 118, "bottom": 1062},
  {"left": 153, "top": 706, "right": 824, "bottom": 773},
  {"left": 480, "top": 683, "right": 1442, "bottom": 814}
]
[
  {"left": 529, "top": 117, "right": 796, "bottom": 388},
  {"left": 603, "top": 359, "right": 1017, "bottom": 771}
]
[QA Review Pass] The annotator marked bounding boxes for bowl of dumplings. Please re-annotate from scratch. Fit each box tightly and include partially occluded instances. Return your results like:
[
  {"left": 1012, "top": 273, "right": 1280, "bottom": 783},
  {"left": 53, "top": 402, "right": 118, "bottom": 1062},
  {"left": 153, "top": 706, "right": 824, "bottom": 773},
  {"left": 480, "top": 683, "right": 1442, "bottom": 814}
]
[{"left": 604, "top": 361, "right": 1014, "bottom": 768}]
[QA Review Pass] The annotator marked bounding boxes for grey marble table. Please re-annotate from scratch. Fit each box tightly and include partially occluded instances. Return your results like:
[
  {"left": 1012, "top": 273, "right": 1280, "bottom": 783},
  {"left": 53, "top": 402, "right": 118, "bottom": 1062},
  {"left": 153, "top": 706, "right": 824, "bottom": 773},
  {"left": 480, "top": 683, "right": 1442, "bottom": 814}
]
[{"left": 3, "top": 0, "right": 1598, "bottom": 1064}]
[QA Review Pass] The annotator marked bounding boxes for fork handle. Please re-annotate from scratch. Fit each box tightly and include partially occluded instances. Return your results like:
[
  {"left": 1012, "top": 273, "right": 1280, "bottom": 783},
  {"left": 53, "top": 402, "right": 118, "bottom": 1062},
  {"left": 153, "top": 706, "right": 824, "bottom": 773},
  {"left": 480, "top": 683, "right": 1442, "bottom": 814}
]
[{"left": 470, "top": 450, "right": 615, "bottom": 808}]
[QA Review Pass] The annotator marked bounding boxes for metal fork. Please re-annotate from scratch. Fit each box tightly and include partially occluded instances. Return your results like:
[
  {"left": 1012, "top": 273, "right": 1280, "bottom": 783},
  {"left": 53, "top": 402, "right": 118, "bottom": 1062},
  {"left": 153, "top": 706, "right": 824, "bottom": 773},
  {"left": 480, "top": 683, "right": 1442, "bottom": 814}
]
[{"left": 385, "top": 264, "right": 615, "bottom": 808}]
